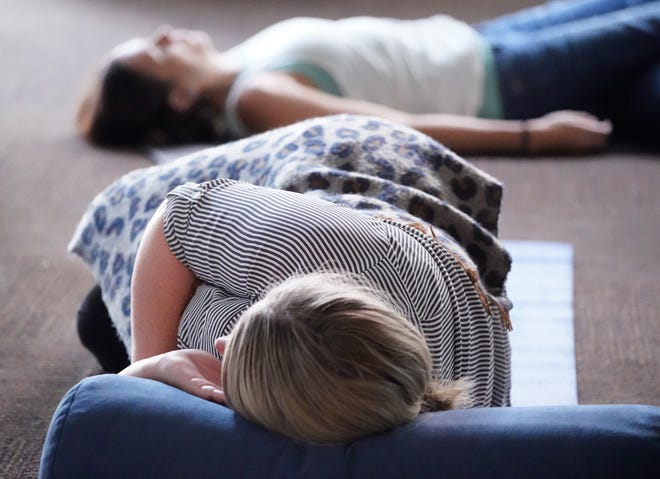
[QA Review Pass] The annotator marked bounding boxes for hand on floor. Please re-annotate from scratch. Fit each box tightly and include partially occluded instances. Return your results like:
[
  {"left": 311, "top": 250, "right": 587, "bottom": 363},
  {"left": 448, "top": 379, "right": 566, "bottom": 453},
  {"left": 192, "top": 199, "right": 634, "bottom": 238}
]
[{"left": 528, "top": 110, "right": 612, "bottom": 155}]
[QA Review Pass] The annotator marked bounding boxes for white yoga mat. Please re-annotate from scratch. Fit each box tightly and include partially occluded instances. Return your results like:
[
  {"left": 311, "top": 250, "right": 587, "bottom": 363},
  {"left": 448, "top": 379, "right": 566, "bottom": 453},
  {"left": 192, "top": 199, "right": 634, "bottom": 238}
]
[{"left": 504, "top": 240, "right": 578, "bottom": 406}]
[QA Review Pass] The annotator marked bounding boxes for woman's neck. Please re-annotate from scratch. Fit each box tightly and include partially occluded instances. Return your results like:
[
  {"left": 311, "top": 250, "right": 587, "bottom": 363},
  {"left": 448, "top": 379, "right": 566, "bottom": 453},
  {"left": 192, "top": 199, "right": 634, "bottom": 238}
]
[{"left": 202, "top": 51, "right": 240, "bottom": 112}]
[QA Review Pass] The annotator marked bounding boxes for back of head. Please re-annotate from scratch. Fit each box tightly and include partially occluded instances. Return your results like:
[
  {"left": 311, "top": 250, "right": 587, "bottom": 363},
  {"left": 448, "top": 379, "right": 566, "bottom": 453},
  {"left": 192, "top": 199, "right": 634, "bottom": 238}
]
[
  {"left": 77, "top": 61, "right": 225, "bottom": 147},
  {"left": 222, "top": 273, "right": 468, "bottom": 444}
]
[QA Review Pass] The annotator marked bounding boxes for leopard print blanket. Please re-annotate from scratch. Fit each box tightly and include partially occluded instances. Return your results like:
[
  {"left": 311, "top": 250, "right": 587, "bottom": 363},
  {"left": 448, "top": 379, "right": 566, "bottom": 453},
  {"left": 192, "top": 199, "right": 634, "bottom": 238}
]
[{"left": 69, "top": 114, "right": 512, "bottom": 346}]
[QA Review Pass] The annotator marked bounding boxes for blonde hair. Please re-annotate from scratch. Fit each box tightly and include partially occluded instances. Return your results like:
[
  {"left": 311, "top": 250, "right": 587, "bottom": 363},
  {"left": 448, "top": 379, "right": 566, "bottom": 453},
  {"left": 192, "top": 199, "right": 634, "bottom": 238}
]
[{"left": 221, "top": 272, "right": 470, "bottom": 444}]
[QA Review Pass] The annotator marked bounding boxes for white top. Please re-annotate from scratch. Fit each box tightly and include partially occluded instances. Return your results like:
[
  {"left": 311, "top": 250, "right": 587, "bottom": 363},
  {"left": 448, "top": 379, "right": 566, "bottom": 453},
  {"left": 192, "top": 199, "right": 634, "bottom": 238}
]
[{"left": 224, "top": 16, "right": 485, "bottom": 137}]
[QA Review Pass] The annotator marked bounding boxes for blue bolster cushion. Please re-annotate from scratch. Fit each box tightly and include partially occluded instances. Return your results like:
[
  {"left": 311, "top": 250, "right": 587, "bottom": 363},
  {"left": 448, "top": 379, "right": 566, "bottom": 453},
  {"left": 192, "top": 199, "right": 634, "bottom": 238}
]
[{"left": 40, "top": 375, "right": 659, "bottom": 479}]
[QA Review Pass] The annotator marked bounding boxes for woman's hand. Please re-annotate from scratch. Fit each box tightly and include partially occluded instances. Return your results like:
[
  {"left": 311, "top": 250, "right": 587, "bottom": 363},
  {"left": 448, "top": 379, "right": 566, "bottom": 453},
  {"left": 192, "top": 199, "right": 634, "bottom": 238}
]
[
  {"left": 528, "top": 110, "right": 612, "bottom": 155},
  {"left": 119, "top": 349, "right": 225, "bottom": 404}
]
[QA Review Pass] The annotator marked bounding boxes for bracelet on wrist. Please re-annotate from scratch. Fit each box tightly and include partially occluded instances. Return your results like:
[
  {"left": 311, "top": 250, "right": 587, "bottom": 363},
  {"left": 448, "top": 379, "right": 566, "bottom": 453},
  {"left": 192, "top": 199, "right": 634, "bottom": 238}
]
[{"left": 520, "top": 120, "right": 530, "bottom": 155}]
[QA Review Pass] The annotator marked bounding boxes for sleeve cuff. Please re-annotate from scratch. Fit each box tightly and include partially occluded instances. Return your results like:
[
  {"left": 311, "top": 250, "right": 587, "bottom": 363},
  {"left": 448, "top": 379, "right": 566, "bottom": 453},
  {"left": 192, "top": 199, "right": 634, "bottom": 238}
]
[{"left": 163, "top": 182, "right": 202, "bottom": 267}]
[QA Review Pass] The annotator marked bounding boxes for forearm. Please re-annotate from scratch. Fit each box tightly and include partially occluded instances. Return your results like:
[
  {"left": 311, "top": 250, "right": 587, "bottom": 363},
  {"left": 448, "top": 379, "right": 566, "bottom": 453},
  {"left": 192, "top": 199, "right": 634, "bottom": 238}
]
[
  {"left": 119, "top": 353, "right": 160, "bottom": 378},
  {"left": 408, "top": 114, "right": 527, "bottom": 154},
  {"left": 236, "top": 73, "right": 609, "bottom": 155},
  {"left": 409, "top": 111, "right": 610, "bottom": 155}
]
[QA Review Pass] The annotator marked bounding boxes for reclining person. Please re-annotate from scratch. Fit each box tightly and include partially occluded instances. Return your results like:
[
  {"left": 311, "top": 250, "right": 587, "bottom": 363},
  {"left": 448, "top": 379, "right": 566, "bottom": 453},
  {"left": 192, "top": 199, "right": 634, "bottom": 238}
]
[{"left": 76, "top": 0, "right": 659, "bottom": 154}]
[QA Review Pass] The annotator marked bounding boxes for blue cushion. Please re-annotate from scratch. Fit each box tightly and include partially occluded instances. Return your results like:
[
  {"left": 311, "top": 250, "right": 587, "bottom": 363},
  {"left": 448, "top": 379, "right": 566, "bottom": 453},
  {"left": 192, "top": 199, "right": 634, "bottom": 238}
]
[{"left": 40, "top": 375, "right": 659, "bottom": 479}]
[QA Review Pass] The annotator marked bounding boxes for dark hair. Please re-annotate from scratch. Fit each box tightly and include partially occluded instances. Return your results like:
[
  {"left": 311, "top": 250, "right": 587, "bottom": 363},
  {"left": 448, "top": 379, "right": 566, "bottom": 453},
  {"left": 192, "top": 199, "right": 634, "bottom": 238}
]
[{"left": 88, "top": 61, "right": 228, "bottom": 147}]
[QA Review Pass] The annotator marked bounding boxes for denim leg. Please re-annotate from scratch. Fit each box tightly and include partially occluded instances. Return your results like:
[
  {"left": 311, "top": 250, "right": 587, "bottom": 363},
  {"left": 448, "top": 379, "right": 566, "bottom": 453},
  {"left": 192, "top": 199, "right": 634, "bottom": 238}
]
[
  {"left": 476, "top": 0, "right": 654, "bottom": 33},
  {"left": 482, "top": 1, "right": 660, "bottom": 119},
  {"left": 608, "top": 61, "right": 660, "bottom": 142}
]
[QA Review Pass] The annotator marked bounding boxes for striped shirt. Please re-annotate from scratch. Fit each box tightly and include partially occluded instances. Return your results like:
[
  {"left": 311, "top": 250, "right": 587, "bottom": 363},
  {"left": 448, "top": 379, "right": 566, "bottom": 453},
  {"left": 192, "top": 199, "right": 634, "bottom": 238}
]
[{"left": 164, "top": 179, "right": 510, "bottom": 407}]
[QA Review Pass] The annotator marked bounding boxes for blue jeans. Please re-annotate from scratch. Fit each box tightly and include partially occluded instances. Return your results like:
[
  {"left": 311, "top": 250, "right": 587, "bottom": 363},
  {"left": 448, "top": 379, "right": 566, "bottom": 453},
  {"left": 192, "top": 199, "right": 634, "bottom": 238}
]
[{"left": 477, "top": 0, "right": 660, "bottom": 140}]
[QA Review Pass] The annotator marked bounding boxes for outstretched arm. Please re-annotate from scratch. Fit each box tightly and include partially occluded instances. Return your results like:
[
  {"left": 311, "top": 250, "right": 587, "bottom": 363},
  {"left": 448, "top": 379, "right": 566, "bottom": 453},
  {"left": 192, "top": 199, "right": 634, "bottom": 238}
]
[{"left": 235, "top": 72, "right": 611, "bottom": 155}]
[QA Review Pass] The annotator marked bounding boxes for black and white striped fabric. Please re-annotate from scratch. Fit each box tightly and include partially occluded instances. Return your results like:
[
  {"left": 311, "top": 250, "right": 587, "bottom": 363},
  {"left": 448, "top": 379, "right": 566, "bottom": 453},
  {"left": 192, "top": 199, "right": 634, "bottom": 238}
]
[{"left": 164, "top": 178, "right": 510, "bottom": 408}]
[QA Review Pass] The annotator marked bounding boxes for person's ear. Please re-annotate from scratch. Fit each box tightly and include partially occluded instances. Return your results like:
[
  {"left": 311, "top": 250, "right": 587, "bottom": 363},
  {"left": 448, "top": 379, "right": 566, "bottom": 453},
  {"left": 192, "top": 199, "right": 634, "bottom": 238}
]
[
  {"left": 168, "top": 85, "right": 199, "bottom": 112},
  {"left": 215, "top": 336, "right": 229, "bottom": 356}
]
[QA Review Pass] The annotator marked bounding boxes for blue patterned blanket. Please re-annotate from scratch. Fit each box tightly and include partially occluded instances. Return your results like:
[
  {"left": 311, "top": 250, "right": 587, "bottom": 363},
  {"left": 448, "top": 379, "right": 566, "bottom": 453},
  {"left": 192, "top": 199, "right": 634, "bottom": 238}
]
[{"left": 69, "top": 115, "right": 511, "bottom": 347}]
